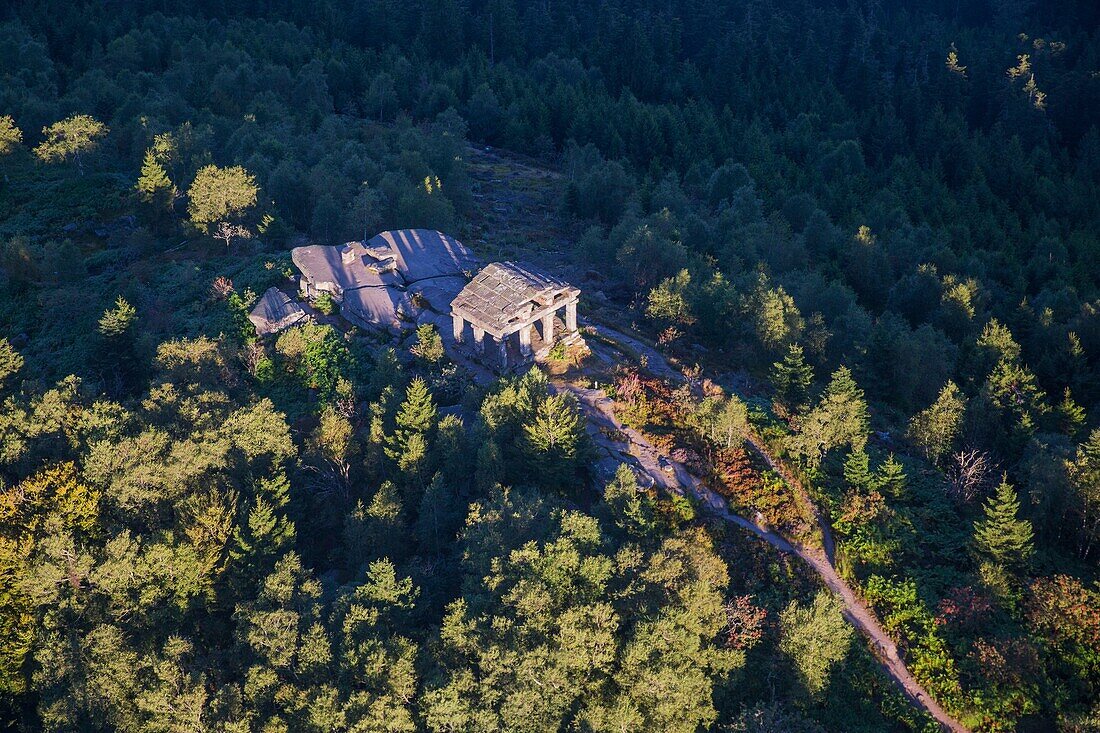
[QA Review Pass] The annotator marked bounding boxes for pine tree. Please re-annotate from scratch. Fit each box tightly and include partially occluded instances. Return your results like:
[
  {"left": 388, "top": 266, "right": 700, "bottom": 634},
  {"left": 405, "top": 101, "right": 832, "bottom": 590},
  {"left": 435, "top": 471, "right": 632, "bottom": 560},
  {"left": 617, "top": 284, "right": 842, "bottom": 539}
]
[
  {"left": 600, "top": 463, "right": 657, "bottom": 540},
  {"left": 945, "top": 43, "right": 967, "bottom": 77},
  {"left": 771, "top": 342, "right": 814, "bottom": 415},
  {"left": 843, "top": 449, "right": 873, "bottom": 491},
  {"left": 186, "top": 164, "right": 258, "bottom": 237},
  {"left": 876, "top": 454, "right": 907, "bottom": 500},
  {"left": 779, "top": 590, "right": 854, "bottom": 697},
  {"left": 1058, "top": 388, "right": 1087, "bottom": 439},
  {"left": 973, "top": 477, "right": 1034, "bottom": 568},
  {"left": 410, "top": 323, "right": 444, "bottom": 364},
  {"left": 386, "top": 377, "right": 436, "bottom": 462},
  {"left": 98, "top": 296, "right": 136, "bottom": 338},
  {"left": 0, "top": 338, "right": 24, "bottom": 390},
  {"left": 136, "top": 149, "right": 176, "bottom": 210},
  {"left": 415, "top": 473, "right": 462, "bottom": 557},
  {"left": 33, "top": 114, "right": 107, "bottom": 174},
  {"left": 0, "top": 115, "right": 22, "bottom": 156},
  {"left": 522, "top": 393, "right": 584, "bottom": 492},
  {"left": 907, "top": 380, "right": 967, "bottom": 466}
]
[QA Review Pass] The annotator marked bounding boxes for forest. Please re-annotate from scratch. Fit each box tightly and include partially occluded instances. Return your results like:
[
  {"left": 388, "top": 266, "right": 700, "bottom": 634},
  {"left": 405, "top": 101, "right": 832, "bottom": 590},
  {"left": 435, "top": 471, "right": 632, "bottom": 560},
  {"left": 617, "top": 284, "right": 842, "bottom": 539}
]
[{"left": 0, "top": 0, "right": 1098, "bottom": 731}]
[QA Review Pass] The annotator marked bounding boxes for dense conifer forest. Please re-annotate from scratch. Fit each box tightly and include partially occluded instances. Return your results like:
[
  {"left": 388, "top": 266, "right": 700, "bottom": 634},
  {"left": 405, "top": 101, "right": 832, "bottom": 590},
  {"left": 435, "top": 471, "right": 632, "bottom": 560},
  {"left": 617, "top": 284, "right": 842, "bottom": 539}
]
[{"left": 0, "top": 1, "right": 1098, "bottom": 731}]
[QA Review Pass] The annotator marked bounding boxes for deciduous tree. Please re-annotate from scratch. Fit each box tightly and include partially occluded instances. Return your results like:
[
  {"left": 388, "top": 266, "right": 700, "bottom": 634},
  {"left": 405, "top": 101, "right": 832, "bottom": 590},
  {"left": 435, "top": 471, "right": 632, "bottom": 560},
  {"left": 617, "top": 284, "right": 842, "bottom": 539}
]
[
  {"left": 1066, "top": 428, "right": 1100, "bottom": 560},
  {"left": 779, "top": 590, "right": 853, "bottom": 697},
  {"left": 186, "top": 164, "right": 258, "bottom": 241},
  {"left": 908, "top": 380, "right": 967, "bottom": 466},
  {"left": 33, "top": 114, "right": 107, "bottom": 174}
]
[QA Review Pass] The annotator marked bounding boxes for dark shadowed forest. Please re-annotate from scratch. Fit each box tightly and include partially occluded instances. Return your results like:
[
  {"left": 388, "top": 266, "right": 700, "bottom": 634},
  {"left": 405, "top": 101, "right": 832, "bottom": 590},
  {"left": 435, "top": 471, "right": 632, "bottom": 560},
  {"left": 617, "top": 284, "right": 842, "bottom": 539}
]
[{"left": 0, "top": 1, "right": 1098, "bottom": 731}]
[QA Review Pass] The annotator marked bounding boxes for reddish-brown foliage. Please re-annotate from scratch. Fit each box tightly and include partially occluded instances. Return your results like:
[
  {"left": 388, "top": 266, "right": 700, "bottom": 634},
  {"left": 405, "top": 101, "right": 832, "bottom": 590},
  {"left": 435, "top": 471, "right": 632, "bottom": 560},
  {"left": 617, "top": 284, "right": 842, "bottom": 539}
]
[
  {"left": 724, "top": 594, "right": 767, "bottom": 650},
  {"left": 714, "top": 446, "right": 762, "bottom": 495},
  {"left": 969, "top": 637, "right": 1040, "bottom": 686},
  {"left": 936, "top": 585, "right": 994, "bottom": 630},
  {"left": 1026, "top": 575, "right": 1100, "bottom": 651},
  {"left": 210, "top": 275, "right": 235, "bottom": 300}
]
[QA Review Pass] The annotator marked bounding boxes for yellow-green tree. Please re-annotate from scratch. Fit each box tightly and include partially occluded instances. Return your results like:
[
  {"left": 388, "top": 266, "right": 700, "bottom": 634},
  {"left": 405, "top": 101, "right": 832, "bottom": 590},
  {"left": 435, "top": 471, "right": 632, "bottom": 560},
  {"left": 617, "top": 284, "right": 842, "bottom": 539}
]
[
  {"left": 135, "top": 148, "right": 177, "bottom": 224},
  {"left": 0, "top": 115, "right": 22, "bottom": 156},
  {"left": 33, "top": 114, "right": 107, "bottom": 174},
  {"left": 186, "top": 164, "right": 258, "bottom": 246}
]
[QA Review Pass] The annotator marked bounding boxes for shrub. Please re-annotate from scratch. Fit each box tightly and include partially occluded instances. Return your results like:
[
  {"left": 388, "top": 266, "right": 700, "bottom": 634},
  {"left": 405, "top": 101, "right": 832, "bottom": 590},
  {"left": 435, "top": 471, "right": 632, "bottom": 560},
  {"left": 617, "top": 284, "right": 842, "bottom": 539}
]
[{"left": 313, "top": 291, "right": 337, "bottom": 315}]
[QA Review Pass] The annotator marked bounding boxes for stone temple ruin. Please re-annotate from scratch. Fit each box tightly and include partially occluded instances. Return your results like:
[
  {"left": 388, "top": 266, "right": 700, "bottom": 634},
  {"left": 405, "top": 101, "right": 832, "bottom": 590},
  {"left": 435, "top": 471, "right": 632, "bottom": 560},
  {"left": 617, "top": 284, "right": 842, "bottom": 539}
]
[
  {"left": 450, "top": 261, "right": 582, "bottom": 369},
  {"left": 266, "top": 229, "right": 581, "bottom": 371}
]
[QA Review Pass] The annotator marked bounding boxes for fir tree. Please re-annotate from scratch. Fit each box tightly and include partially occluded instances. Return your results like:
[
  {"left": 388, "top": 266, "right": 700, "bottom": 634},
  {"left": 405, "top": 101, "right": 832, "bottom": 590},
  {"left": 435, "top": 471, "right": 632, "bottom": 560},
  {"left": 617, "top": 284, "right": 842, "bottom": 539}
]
[
  {"left": 230, "top": 498, "right": 286, "bottom": 561},
  {"left": 843, "top": 450, "right": 873, "bottom": 491},
  {"left": 98, "top": 296, "right": 136, "bottom": 338},
  {"left": 1067, "top": 428, "right": 1100, "bottom": 561},
  {"left": 395, "top": 377, "right": 436, "bottom": 435},
  {"left": 876, "top": 454, "right": 907, "bottom": 500},
  {"left": 347, "top": 482, "right": 406, "bottom": 568},
  {"left": 791, "top": 366, "right": 869, "bottom": 466},
  {"left": 96, "top": 296, "right": 139, "bottom": 391},
  {"left": 415, "top": 473, "right": 462, "bottom": 557},
  {"left": 771, "top": 343, "right": 814, "bottom": 416},
  {"left": 1058, "top": 388, "right": 1087, "bottom": 439},
  {"left": 229, "top": 475, "right": 295, "bottom": 595},
  {"left": 136, "top": 148, "right": 176, "bottom": 210},
  {"left": 973, "top": 476, "right": 1034, "bottom": 568},
  {"left": 386, "top": 377, "right": 436, "bottom": 462},
  {"left": 522, "top": 393, "right": 584, "bottom": 492},
  {"left": 475, "top": 437, "right": 503, "bottom": 494}
]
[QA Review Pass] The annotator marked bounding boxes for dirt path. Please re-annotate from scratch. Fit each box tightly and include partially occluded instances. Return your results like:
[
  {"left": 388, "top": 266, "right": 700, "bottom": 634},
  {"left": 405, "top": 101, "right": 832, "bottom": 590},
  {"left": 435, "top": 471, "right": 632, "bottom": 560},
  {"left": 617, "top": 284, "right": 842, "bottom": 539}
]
[
  {"left": 558, "top": 326, "right": 969, "bottom": 733},
  {"left": 460, "top": 144, "right": 967, "bottom": 731}
]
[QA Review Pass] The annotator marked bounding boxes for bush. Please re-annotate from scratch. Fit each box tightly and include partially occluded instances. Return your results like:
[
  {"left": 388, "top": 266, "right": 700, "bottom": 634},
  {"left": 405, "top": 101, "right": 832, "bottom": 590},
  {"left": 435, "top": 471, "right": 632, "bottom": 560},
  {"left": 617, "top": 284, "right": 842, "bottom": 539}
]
[
  {"left": 313, "top": 291, "right": 337, "bottom": 315},
  {"left": 410, "top": 323, "right": 444, "bottom": 364}
]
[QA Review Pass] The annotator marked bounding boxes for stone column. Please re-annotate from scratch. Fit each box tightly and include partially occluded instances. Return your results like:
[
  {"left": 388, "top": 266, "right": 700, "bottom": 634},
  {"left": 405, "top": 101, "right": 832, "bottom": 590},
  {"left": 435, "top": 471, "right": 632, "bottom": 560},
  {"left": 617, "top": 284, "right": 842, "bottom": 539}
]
[
  {"left": 498, "top": 336, "right": 509, "bottom": 368},
  {"left": 565, "top": 300, "right": 578, "bottom": 333},
  {"left": 519, "top": 324, "right": 533, "bottom": 357},
  {"left": 541, "top": 313, "right": 555, "bottom": 345},
  {"left": 472, "top": 326, "right": 485, "bottom": 353},
  {"left": 452, "top": 313, "right": 465, "bottom": 343}
]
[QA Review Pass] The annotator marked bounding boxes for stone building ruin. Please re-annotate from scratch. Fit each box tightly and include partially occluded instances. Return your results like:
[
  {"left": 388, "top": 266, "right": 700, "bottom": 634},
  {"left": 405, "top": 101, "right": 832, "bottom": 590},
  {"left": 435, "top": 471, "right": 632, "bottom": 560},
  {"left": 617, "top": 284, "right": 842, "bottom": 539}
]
[{"left": 449, "top": 261, "right": 582, "bottom": 369}]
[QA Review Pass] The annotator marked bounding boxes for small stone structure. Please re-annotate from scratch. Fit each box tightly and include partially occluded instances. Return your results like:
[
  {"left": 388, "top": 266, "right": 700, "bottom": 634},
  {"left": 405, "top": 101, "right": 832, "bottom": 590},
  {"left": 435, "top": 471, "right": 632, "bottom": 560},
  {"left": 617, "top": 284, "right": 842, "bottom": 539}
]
[
  {"left": 450, "top": 261, "right": 582, "bottom": 369},
  {"left": 291, "top": 229, "right": 479, "bottom": 332},
  {"left": 248, "top": 287, "right": 307, "bottom": 336}
]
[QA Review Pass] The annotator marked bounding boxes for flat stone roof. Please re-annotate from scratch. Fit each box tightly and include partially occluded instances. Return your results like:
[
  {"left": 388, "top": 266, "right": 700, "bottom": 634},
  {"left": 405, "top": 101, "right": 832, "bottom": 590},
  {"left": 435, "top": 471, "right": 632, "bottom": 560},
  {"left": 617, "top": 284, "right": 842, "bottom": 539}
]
[{"left": 450, "top": 261, "right": 578, "bottom": 335}]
